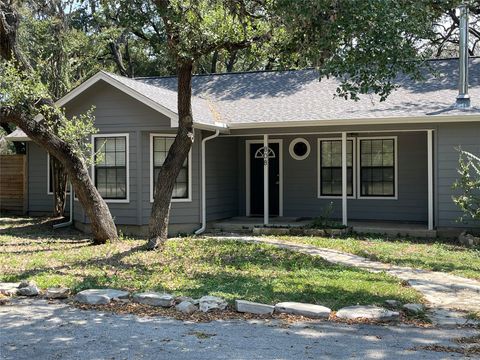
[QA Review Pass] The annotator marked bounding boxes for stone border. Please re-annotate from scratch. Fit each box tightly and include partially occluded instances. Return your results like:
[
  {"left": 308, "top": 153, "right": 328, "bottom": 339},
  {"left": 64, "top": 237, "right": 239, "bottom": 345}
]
[
  {"left": 252, "top": 226, "right": 349, "bottom": 237},
  {"left": 1, "top": 282, "right": 433, "bottom": 325}
]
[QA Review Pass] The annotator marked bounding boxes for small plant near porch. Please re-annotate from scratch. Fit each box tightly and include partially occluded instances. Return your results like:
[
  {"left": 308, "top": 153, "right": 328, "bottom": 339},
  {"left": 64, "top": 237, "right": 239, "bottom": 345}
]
[
  {"left": 453, "top": 149, "right": 480, "bottom": 246},
  {"left": 309, "top": 202, "right": 347, "bottom": 230}
]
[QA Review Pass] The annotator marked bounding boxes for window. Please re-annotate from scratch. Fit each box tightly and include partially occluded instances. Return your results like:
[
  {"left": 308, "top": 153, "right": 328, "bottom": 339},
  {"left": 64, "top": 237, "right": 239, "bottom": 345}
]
[
  {"left": 47, "top": 154, "right": 70, "bottom": 195},
  {"left": 151, "top": 135, "right": 191, "bottom": 202},
  {"left": 319, "top": 139, "right": 354, "bottom": 197},
  {"left": 359, "top": 138, "right": 396, "bottom": 197},
  {"left": 289, "top": 138, "right": 311, "bottom": 160},
  {"left": 93, "top": 135, "right": 128, "bottom": 201}
]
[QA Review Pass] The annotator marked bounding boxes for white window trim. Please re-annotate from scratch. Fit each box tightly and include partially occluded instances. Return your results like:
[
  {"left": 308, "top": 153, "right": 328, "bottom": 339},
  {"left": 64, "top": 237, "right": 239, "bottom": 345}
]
[
  {"left": 289, "top": 137, "right": 311, "bottom": 160},
  {"left": 356, "top": 136, "right": 398, "bottom": 200},
  {"left": 91, "top": 133, "right": 130, "bottom": 203},
  {"left": 317, "top": 137, "right": 357, "bottom": 199},
  {"left": 149, "top": 133, "right": 192, "bottom": 203},
  {"left": 245, "top": 139, "right": 284, "bottom": 217}
]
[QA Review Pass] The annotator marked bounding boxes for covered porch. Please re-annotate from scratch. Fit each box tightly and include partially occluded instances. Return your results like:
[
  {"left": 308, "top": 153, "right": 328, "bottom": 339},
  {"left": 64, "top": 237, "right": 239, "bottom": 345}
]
[
  {"left": 204, "top": 126, "right": 436, "bottom": 236},
  {"left": 209, "top": 217, "right": 436, "bottom": 238}
]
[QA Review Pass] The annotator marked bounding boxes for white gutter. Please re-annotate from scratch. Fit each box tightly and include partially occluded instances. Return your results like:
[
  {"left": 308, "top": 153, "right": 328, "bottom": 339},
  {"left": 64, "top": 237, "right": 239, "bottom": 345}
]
[
  {"left": 53, "top": 183, "right": 74, "bottom": 229},
  {"left": 195, "top": 130, "right": 220, "bottom": 235}
]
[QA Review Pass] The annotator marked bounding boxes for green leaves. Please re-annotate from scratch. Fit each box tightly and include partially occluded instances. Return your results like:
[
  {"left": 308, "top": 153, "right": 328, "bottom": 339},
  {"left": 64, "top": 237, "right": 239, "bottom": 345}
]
[
  {"left": 453, "top": 149, "right": 480, "bottom": 223},
  {"left": 276, "top": 0, "right": 440, "bottom": 101},
  {"left": 0, "top": 60, "right": 49, "bottom": 110}
]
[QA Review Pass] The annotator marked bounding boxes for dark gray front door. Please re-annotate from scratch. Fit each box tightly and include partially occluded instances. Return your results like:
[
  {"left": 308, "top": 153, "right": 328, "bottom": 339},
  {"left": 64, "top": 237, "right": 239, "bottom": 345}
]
[{"left": 250, "top": 143, "right": 280, "bottom": 216}]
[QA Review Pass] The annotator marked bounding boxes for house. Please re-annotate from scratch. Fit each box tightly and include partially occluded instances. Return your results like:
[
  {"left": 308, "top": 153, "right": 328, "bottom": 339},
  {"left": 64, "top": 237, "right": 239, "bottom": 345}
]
[{"left": 6, "top": 57, "right": 480, "bottom": 237}]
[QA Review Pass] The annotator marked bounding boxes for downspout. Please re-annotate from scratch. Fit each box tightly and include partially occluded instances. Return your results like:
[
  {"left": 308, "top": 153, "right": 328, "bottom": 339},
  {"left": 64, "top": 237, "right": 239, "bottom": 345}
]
[
  {"left": 53, "top": 182, "right": 74, "bottom": 229},
  {"left": 195, "top": 130, "right": 220, "bottom": 235}
]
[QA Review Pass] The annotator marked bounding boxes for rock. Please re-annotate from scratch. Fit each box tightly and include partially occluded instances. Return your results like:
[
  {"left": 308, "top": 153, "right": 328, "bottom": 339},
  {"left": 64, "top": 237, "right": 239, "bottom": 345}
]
[
  {"left": 403, "top": 303, "right": 425, "bottom": 314},
  {"left": 235, "top": 300, "right": 274, "bottom": 315},
  {"left": 0, "top": 294, "right": 9, "bottom": 305},
  {"left": 45, "top": 287, "right": 70, "bottom": 299},
  {"left": 74, "top": 289, "right": 129, "bottom": 305},
  {"left": 17, "top": 285, "right": 40, "bottom": 297},
  {"left": 336, "top": 305, "right": 400, "bottom": 321},
  {"left": 18, "top": 280, "right": 35, "bottom": 288},
  {"left": 384, "top": 300, "right": 401, "bottom": 308},
  {"left": 0, "top": 283, "right": 20, "bottom": 296},
  {"left": 133, "top": 292, "right": 174, "bottom": 307},
  {"left": 274, "top": 302, "right": 331, "bottom": 319},
  {"left": 175, "top": 296, "right": 194, "bottom": 304},
  {"left": 175, "top": 301, "right": 197, "bottom": 314},
  {"left": 198, "top": 296, "right": 228, "bottom": 312},
  {"left": 459, "top": 232, "right": 480, "bottom": 248}
]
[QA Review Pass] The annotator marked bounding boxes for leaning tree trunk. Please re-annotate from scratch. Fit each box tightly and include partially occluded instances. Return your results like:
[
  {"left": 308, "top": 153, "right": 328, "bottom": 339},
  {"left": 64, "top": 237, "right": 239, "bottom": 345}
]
[
  {"left": 148, "top": 61, "right": 195, "bottom": 249},
  {"left": 51, "top": 156, "right": 68, "bottom": 217},
  {"left": 1, "top": 0, "right": 117, "bottom": 244},
  {"left": 2, "top": 109, "right": 118, "bottom": 244}
]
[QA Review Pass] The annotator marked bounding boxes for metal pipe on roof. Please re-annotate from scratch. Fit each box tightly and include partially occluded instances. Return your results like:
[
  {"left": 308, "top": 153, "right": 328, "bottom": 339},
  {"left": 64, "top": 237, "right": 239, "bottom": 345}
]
[{"left": 456, "top": 3, "right": 471, "bottom": 108}]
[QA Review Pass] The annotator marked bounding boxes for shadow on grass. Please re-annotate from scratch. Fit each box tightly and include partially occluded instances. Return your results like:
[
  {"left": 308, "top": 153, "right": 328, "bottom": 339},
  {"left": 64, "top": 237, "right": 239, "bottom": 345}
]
[
  {"left": 3, "top": 237, "right": 419, "bottom": 309},
  {"left": 0, "top": 217, "right": 87, "bottom": 241}
]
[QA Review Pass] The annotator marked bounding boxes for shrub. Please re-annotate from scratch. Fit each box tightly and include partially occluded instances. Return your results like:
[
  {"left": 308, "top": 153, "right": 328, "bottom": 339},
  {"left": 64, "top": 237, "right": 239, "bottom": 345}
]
[{"left": 453, "top": 149, "right": 480, "bottom": 223}]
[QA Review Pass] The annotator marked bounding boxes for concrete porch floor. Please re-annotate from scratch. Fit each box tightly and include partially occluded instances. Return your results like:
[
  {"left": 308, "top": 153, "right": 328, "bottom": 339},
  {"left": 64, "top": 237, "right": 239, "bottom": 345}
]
[{"left": 208, "top": 217, "right": 437, "bottom": 238}]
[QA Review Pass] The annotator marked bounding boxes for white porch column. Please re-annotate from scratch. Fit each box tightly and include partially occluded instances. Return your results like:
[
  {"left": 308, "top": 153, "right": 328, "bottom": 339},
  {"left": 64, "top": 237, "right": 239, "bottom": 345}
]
[
  {"left": 427, "top": 130, "right": 434, "bottom": 230},
  {"left": 263, "top": 134, "right": 269, "bottom": 226},
  {"left": 341, "top": 132, "right": 348, "bottom": 226}
]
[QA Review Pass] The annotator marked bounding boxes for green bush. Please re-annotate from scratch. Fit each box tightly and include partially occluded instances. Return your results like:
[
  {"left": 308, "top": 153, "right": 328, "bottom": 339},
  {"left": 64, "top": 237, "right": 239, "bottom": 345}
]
[{"left": 453, "top": 149, "right": 480, "bottom": 223}]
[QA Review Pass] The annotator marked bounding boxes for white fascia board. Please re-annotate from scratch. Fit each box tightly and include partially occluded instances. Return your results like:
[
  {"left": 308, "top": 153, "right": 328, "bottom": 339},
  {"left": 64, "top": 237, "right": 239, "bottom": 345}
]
[{"left": 227, "top": 114, "right": 480, "bottom": 129}]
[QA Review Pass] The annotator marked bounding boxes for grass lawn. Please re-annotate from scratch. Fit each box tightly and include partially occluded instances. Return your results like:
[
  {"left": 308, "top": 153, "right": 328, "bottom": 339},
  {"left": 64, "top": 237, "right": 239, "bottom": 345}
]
[
  {"left": 0, "top": 217, "right": 421, "bottom": 310},
  {"left": 275, "top": 234, "right": 480, "bottom": 280}
]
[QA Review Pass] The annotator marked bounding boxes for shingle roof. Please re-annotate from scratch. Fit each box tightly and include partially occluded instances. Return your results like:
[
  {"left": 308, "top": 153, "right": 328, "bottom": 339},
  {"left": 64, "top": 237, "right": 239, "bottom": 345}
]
[
  {"left": 6, "top": 58, "right": 480, "bottom": 143},
  {"left": 137, "top": 58, "right": 480, "bottom": 127},
  {"left": 105, "top": 72, "right": 219, "bottom": 126}
]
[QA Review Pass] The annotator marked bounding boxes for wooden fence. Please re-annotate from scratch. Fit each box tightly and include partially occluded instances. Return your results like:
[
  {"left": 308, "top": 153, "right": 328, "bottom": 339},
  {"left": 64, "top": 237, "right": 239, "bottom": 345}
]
[{"left": 0, "top": 155, "right": 27, "bottom": 214}]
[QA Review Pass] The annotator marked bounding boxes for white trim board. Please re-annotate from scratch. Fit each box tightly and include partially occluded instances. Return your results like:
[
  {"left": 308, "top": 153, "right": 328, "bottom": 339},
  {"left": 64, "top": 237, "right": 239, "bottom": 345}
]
[
  {"left": 228, "top": 115, "right": 480, "bottom": 129},
  {"left": 245, "top": 139, "right": 284, "bottom": 217},
  {"left": 149, "top": 133, "right": 193, "bottom": 203},
  {"left": 356, "top": 136, "right": 399, "bottom": 200},
  {"left": 91, "top": 133, "right": 130, "bottom": 203},
  {"left": 317, "top": 137, "right": 357, "bottom": 199},
  {"left": 219, "top": 128, "right": 436, "bottom": 137}
]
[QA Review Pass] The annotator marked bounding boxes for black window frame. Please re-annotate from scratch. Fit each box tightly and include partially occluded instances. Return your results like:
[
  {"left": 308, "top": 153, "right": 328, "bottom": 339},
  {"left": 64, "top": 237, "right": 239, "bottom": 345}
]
[
  {"left": 359, "top": 138, "right": 396, "bottom": 198},
  {"left": 93, "top": 135, "right": 128, "bottom": 200},
  {"left": 152, "top": 135, "right": 190, "bottom": 200},
  {"left": 319, "top": 139, "right": 354, "bottom": 197}
]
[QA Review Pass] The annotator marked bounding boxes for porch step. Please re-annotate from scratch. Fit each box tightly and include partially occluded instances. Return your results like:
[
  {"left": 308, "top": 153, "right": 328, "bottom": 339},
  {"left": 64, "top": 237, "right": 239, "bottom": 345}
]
[{"left": 208, "top": 217, "right": 308, "bottom": 233}]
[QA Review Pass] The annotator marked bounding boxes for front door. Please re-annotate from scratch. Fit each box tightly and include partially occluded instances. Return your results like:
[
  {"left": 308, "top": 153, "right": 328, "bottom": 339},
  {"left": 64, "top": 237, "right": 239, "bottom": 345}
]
[{"left": 250, "top": 143, "right": 280, "bottom": 216}]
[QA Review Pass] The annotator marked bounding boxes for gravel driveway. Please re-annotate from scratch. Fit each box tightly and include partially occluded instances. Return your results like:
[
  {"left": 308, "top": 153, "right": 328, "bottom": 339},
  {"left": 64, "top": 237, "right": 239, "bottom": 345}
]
[{"left": 1, "top": 299, "right": 478, "bottom": 360}]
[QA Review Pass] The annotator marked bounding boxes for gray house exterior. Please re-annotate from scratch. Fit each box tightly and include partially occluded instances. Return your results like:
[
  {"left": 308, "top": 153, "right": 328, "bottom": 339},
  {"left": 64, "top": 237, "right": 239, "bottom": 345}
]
[{"left": 8, "top": 59, "right": 480, "bottom": 236}]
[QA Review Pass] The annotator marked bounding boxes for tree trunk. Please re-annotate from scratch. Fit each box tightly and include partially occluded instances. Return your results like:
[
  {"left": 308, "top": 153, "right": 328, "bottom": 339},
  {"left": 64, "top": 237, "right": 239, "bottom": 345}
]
[
  {"left": 148, "top": 60, "right": 194, "bottom": 249},
  {"left": 2, "top": 109, "right": 118, "bottom": 244},
  {"left": 1, "top": 1, "right": 117, "bottom": 244},
  {"left": 51, "top": 156, "right": 68, "bottom": 217}
]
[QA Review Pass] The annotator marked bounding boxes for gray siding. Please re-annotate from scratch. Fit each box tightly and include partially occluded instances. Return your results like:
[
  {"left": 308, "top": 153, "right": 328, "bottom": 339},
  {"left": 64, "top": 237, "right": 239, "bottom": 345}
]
[
  {"left": 205, "top": 137, "right": 239, "bottom": 221},
  {"left": 27, "top": 142, "right": 73, "bottom": 216},
  {"left": 27, "top": 80, "right": 201, "bottom": 228},
  {"left": 437, "top": 122, "right": 480, "bottom": 228},
  {"left": 236, "top": 131, "right": 428, "bottom": 222},
  {"left": 140, "top": 130, "right": 201, "bottom": 225}
]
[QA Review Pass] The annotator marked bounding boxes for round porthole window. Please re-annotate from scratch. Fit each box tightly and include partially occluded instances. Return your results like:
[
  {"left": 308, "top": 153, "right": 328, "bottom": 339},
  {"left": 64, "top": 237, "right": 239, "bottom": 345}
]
[{"left": 289, "top": 138, "right": 310, "bottom": 160}]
